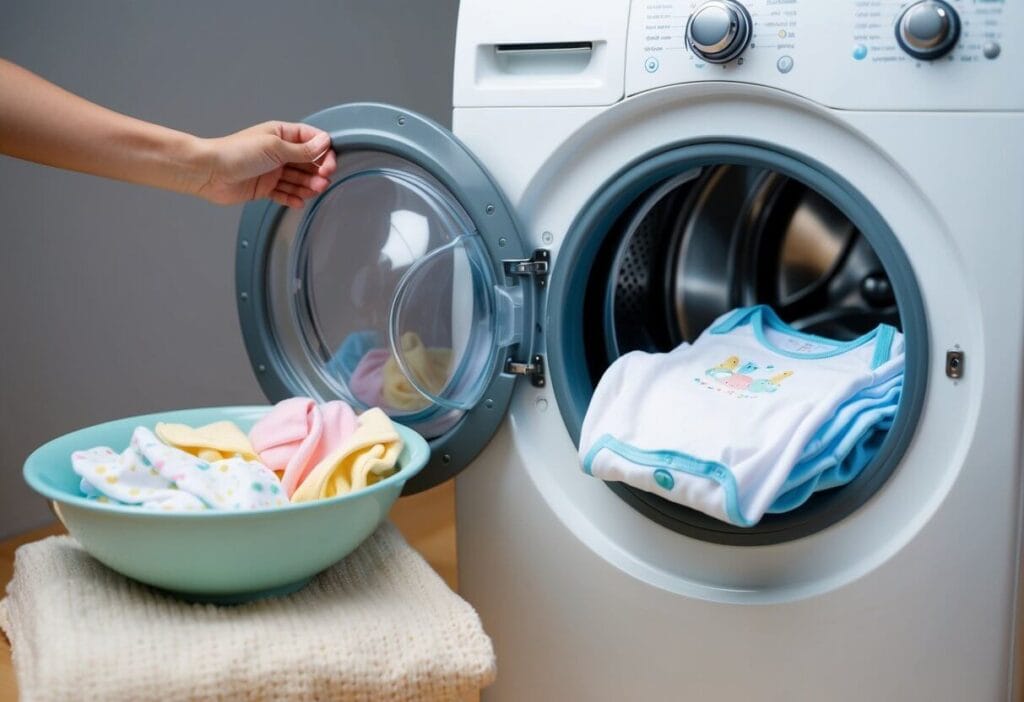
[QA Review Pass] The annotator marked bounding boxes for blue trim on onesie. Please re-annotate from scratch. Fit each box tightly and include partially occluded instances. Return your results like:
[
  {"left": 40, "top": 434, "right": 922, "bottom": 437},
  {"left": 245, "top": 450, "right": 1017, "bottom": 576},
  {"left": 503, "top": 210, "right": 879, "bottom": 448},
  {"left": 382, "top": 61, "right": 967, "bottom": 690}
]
[
  {"left": 768, "top": 418, "right": 892, "bottom": 513},
  {"left": 582, "top": 434, "right": 755, "bottom": 527},
  {"left": 711, "top": 305, "right": 897, "bottom": 363},
  {"left": 870, "top": 324, "right": 896, "bottom": 369},
  {"left": 708, "top": 307, "right": 757, "bottom": 334}
]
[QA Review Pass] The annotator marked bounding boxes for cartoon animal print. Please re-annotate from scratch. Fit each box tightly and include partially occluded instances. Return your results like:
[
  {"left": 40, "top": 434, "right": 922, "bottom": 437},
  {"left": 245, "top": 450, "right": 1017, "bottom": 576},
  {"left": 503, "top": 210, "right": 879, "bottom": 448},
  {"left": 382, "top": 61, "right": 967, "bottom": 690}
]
[
  {"left": 706, "top": 356, "right": 740, "bottom": 379},
  {"left": 723, "top": 374, "right": 754, "bottom": 390},
  {"left": 748, "top": 370, "right": 794, "bottom": 393},
  {"left": 720, "top": 360, "right": 760, "bottom": 389},
  {"left": 704, "top": 356, "right": 793, "bottom": 394}
]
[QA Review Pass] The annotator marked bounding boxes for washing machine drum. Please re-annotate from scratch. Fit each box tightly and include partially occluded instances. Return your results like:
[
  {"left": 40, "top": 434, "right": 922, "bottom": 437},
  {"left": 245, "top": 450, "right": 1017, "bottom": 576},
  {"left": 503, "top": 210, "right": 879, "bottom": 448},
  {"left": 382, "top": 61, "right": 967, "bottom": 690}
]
[
  {"left": 549, "top": 144, "right": 928, "bottom": 545},
  {"left": 608, "top": 164, "right": 899, "bottom": 357}
]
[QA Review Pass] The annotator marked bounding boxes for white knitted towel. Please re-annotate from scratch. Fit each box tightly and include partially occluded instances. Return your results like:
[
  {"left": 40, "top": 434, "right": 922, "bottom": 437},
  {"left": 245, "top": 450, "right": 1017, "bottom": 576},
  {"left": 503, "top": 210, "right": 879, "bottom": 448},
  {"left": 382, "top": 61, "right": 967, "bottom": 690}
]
[{"left": 0, "top": 523, "right": 495, "bottom": 701}]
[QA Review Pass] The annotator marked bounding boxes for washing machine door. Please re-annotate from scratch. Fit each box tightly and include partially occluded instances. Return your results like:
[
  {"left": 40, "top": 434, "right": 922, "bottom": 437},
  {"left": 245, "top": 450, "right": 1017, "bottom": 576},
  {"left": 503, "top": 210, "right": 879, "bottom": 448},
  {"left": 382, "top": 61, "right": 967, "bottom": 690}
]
[{"left": 235, "top": 103, "right": 539, "bottom": 493}]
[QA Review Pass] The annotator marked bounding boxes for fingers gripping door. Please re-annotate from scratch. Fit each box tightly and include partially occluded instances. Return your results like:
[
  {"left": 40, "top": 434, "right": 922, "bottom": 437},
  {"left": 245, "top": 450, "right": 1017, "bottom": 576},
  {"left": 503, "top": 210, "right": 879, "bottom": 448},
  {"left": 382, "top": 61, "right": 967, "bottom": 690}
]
[{"left": 236, "top": 103, "right": 537, "bottom": 493}]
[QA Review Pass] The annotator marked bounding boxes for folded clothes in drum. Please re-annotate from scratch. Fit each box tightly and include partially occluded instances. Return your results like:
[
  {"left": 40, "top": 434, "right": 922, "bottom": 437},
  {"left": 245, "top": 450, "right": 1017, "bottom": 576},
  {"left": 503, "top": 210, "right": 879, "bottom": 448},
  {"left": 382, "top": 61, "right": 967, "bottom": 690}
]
[
  {"left": 767, "top": 374, "right": 902, "bottom": 514},
  {"left": 579, "top": 305, "right": 904, "bottom": 527}
]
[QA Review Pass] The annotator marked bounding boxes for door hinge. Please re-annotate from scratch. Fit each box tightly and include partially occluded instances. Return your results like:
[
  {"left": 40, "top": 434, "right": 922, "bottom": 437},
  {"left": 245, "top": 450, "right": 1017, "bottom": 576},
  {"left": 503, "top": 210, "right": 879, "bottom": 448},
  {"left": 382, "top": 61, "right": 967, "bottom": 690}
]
[
  {"left": 505, "top": 354, "right": 546, "bottom": 387},
  {"left": 502, "top": 249, "right": 548, "bottom": 387},
  {"left": 503, "top": 249, "right": 550, "bottom": 286}
]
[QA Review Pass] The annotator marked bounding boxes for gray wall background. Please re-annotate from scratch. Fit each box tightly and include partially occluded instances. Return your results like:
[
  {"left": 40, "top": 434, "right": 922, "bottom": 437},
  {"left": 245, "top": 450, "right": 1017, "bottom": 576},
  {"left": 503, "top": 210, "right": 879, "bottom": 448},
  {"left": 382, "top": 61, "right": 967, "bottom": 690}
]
[{"left": 0, "top": 1, "right": 459, "bottom": 539}]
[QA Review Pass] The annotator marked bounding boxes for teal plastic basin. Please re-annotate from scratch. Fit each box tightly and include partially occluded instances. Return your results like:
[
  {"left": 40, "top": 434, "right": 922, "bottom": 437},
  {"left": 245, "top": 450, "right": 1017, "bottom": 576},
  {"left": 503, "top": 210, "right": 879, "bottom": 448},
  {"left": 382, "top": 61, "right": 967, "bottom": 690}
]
[{"left": 23, "top": 406, "right": 430, "bottom": 603}]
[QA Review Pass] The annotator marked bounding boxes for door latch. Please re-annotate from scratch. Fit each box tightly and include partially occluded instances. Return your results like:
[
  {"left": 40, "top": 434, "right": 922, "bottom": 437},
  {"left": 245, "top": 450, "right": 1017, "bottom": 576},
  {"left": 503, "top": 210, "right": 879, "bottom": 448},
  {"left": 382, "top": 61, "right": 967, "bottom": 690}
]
[
  {"left": 946, "top": 349, "right": 964, "bottom": 379},
  {"left": 506, "top": 354, "right": 546, "bottom": 387}
]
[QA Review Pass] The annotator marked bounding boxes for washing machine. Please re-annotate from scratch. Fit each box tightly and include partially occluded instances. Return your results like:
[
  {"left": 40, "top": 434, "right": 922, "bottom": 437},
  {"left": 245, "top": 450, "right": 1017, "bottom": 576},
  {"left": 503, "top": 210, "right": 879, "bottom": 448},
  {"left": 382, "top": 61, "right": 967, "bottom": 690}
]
[{"left": 235, "top": 0, "right": 1024, "bottom": 699}]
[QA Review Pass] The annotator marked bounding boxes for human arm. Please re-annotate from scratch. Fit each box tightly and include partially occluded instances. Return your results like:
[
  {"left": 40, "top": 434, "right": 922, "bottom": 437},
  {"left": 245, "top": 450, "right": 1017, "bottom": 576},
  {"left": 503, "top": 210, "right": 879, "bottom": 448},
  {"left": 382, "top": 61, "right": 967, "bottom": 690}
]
[{"left": 0, "top": 58, "right": 336, "bottom": 208}]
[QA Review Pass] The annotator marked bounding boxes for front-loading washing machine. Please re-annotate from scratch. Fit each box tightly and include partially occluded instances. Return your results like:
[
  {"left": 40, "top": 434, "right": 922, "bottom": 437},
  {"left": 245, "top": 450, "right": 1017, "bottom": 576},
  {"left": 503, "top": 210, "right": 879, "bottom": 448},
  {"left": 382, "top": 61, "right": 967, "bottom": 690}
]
[{"left": 236, "top": 0, "right": 1024, "bottom": 698}]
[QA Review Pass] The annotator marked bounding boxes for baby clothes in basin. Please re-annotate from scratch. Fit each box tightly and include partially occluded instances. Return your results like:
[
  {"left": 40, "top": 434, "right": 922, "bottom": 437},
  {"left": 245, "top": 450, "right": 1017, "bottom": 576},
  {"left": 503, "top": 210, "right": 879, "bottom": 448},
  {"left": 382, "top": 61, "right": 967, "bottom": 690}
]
[
  {"left": 154, "top": 420, "right": 258, "bottom": 462},
  {"left": 248, "top": 398, "right": 359, "bottom": 497},
  {"left": 290, "top": 408, "right": 403, "bottom": 503},
  {"left": 73, "top": 427, "right": 287, "bottom": 511}
]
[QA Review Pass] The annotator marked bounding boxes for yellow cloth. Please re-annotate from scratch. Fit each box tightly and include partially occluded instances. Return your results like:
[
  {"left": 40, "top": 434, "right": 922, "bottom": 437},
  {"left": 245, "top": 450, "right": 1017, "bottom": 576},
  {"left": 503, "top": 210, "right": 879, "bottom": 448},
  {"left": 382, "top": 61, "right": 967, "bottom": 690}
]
[
  {"left": 291, "top": 408, "right": 403, "bottom": 502},
  {"left": 382, "top": 332, "right": 453, "bottom": 411},
  {"left": 154, "top": 421, "right": 259, "bottom": 462}
]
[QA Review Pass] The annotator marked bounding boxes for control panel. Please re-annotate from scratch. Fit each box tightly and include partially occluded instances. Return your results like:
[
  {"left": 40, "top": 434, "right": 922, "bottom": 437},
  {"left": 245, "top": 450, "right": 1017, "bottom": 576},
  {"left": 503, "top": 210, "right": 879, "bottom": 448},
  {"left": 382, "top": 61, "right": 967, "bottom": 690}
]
[{"left": 626, "top": 0, "right": 1021, "bottom": 110}]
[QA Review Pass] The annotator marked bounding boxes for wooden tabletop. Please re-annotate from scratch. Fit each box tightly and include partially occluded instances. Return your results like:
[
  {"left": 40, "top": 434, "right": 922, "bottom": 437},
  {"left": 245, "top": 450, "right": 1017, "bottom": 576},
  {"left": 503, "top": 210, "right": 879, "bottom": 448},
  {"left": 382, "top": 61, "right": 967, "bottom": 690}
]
[{"left": 0, "top": 482, "right": 458, "bottom": 701}]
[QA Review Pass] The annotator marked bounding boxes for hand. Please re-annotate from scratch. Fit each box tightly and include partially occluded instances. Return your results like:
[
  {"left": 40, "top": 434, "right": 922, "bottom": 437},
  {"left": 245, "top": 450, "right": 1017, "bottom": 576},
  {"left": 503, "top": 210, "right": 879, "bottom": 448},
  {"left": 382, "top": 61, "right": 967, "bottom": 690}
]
[{"left": 195, "top": 121, "right": 338, "bottom": 208}]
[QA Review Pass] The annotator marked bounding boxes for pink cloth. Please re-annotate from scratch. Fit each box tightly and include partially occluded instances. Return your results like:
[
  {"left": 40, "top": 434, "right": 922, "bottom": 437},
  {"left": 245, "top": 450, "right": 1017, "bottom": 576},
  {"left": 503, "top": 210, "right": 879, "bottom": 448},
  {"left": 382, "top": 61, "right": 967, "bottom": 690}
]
[
  {"left": 349, "top": 349, "right": 464, "bottom": 439},
  {"left": 249, "top": 398, "right": 358, "bottom": 497},
  {"left": 349, "top": 348, "right": 389, "bottom": 408}
]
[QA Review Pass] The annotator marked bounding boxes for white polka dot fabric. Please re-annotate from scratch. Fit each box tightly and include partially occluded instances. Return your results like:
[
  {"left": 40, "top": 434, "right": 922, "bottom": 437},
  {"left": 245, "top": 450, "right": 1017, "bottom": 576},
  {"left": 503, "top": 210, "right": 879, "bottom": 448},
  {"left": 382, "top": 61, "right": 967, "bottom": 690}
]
[{"left": 72, "top": 427, "right": 287, "bottom": 511}]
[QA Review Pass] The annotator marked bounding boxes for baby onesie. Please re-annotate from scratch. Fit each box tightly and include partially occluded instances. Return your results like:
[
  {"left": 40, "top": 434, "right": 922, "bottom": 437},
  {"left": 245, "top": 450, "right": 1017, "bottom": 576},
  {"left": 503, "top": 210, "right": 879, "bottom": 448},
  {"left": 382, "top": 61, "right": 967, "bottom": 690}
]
[
  {"left": 769, "top": 415, "right": 894, "bottom": 513},
  {"left": 73, "top": 427, "right": 288, "bottom": 511},
  {"left": 579, "top": 305, "right": 905, "bottom": 526},
  {"left": 765, "top": 376, "right": 902, "bottom": 513},
  {"left": 795, "top": 373, "right": 902, "bottom": 465}
]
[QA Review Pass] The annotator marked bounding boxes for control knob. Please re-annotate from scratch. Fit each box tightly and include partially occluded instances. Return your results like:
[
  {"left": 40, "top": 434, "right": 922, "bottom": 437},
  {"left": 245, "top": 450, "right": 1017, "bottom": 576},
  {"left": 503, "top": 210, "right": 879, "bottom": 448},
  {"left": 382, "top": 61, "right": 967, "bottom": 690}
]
[
  {"left": 685, "top": 1, "right": 753, "bottom": 65},
  {"left": 895, "top": 0, "right": 960, "bottom": 60}
]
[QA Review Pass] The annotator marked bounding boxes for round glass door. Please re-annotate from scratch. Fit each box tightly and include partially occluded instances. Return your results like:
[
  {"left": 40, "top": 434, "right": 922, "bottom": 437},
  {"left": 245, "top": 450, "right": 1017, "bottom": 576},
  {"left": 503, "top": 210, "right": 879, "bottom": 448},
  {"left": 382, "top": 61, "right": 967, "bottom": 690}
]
[
  {"left": 260, "top": 150, "right": 501, "bottom": 438},
  {"left": 237, "top": 102, "right": 534, "bottom": 493}
]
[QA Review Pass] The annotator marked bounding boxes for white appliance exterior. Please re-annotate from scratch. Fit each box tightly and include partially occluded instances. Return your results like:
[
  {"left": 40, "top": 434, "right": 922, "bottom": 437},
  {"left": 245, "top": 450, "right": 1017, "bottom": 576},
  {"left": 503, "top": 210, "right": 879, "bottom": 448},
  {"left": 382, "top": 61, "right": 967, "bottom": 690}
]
[{"left": 452, "top": 1, "right": 1024, "bottom": 699}]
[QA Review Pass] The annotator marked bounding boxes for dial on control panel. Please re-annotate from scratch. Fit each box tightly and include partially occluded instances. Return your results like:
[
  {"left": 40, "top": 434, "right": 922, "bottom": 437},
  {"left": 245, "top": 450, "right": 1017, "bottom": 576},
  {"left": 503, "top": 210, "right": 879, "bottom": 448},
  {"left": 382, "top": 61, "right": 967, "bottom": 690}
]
[
  {"left": 685, "top": 1, "right": 753, "bottom": 64},
  {"left": 895, "top": 0, "right": 961, "bottom": 60}
]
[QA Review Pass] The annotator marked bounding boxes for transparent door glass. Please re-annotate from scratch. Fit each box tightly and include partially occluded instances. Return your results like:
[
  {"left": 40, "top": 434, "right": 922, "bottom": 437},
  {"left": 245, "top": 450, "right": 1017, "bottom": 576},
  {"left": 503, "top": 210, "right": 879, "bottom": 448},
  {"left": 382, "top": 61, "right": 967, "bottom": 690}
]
[{"left": 263, "top": 151, "right": 500, "bottom": 438}]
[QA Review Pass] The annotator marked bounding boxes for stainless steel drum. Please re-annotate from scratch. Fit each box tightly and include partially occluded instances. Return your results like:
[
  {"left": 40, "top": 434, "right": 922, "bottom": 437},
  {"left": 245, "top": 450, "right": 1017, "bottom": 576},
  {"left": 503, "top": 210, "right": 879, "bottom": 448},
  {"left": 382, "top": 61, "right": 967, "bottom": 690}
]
[{"left": 605, "top": 165, "right": 900, "bottom": 359}]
